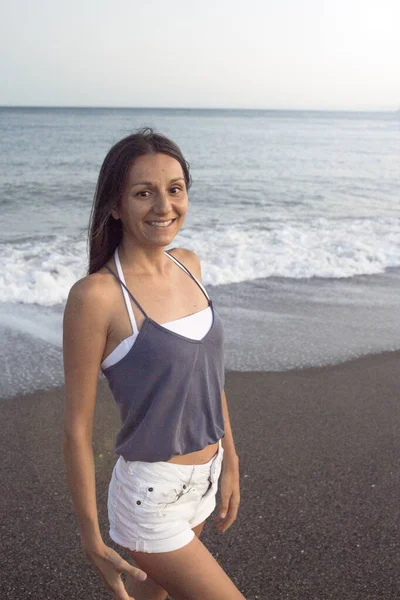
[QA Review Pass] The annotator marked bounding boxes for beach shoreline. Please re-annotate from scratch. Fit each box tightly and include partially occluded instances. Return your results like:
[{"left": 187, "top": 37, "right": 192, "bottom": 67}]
[{"left": 2, "top": 349, "right": 400, "bottom": 599}]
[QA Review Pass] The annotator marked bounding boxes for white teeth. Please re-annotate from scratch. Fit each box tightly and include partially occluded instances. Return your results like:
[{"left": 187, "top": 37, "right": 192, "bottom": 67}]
[{"left": 147, "top": 219, "right": 174, "bottom": 227}]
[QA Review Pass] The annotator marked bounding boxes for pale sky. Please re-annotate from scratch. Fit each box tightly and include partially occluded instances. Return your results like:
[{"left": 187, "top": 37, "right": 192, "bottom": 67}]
[{"left": 1, "top": 0, "right": 399, "bottom": 110}]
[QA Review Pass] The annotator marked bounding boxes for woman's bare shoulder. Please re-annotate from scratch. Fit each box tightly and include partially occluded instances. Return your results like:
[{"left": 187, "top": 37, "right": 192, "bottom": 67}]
[
  {"left": 167, "top": 247, "right": 202, "bottom": 280},
  {"left": 65, "top": 268, "right": 116, "bottom": 316}
]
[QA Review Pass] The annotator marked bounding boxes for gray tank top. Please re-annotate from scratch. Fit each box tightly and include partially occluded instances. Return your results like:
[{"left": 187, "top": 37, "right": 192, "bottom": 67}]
[{"left": 102, "top": 251, "right": 225, "bottom": 462}]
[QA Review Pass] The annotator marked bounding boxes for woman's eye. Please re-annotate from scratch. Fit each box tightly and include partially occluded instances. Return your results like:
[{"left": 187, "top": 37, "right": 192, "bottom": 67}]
[{"left": 135, "top": 187, "right": 181, "bottom": 197}]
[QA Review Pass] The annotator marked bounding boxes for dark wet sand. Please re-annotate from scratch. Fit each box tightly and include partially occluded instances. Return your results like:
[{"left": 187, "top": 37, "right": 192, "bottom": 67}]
[{"left": 1, "top": 351, "right": 400, "bottom": 599}]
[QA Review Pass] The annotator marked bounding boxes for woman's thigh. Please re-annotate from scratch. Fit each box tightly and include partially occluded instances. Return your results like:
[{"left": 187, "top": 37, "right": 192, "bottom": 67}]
[
  {"left": 126, "top": 520, "right": 207, "bottom": 600},
  {"left": 129, "top": 533, "right": 246, "bottom": 600}
]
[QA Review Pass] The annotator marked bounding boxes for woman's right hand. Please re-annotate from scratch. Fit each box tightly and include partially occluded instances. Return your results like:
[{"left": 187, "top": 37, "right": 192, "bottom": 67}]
[{"left": 83, "top": 541, "right": 148, "bottom": 599}]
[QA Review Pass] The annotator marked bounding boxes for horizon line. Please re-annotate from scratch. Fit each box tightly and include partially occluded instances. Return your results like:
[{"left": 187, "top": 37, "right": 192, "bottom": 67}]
[{"left": 0, "top": 104, "right": 398, "bottom": 113}]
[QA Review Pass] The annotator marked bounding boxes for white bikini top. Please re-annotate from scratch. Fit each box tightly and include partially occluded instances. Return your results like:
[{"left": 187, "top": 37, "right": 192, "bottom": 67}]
[{"left": 101, "top": 247, "right": 213, "bottom": 371}]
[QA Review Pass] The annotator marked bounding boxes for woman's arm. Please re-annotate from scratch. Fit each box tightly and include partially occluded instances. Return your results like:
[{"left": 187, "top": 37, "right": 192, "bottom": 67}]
[
  {"left": 63, "top": 276, "right": 147, "bottom": 598},
  {"left": 63, "top": 277, "right": 108, "bottom": 549},
  {"left": 215, "top": 389, "right": 240, "bottom": 533}
]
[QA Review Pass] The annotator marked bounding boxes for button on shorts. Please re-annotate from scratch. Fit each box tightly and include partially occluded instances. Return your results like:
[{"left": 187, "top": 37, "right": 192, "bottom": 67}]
[{"left": 107, "top": 439, "right": 224, "bottom": 553}]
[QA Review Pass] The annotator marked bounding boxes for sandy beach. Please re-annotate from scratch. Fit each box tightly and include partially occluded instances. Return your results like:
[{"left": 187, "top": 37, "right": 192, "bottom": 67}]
[{"left": 1, "top": 351, "right": 400, "bottom": 599}]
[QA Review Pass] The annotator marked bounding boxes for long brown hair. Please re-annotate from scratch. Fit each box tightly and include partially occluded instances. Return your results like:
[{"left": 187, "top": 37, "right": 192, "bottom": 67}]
[{"left": 86, "top": 127, "right": 192, "bottom": 274}]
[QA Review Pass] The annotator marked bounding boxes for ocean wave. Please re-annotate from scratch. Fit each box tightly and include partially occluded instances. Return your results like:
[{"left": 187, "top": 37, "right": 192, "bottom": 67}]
[{"left": 0, "top": 216, "right": 399, "bottom": 306}]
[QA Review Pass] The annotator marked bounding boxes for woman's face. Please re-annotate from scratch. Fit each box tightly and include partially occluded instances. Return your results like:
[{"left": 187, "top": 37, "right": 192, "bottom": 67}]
[{"left": 112, "top": 152, "right": 188, "bottom": 249}]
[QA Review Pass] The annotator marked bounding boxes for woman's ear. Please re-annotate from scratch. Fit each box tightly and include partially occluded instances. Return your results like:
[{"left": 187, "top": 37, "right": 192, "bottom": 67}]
[{"left": 111, "top": 207, "right": 120, "bottom": 220}]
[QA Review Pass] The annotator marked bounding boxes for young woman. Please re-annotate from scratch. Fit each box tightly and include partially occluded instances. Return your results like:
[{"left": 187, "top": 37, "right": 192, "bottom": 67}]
[{"left": 63, "top": 128, "right": 244, "bottom": 600}]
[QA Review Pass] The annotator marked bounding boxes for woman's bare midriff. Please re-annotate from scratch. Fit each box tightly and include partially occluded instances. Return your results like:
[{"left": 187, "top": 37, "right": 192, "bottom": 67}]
[{"left": 167, "top": 441, "right": 219, "bottom": 465}]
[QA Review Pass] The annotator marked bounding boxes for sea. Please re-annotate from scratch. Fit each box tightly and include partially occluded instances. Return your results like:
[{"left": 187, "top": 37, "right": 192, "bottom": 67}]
[{"left": 0, "top": 107, "right": 399, "bottom": 398}]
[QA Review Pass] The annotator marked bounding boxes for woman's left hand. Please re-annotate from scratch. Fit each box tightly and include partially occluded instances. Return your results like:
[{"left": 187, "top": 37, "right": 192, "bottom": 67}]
[{"left": 214, "top": 460, "right": 240, "bottom": 533}]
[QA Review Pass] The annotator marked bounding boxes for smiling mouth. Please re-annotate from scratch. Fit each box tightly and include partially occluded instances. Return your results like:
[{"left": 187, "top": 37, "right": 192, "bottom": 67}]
[{"left": 145, "top": 218, "right": 177, "bottom": 228}]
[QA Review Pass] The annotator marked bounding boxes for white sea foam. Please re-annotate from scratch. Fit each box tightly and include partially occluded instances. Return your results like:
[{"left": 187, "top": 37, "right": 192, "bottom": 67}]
[
  {"left": 178, "top": 216, "right": 400, "bottom": 285},
  {"left": 0, "top": 236, "right": 87, "bottom": 306},
  {"left": 0, "top": 215, "right": 399, "bottom": 307}
]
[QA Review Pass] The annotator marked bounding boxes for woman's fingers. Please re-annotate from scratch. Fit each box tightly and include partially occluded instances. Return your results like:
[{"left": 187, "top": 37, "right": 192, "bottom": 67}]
[
  {"left": 215, "top": 466, "right": 241, "bottom": 533},
  {"left": 97, "top": 568, "right": 128, "bottom": 600},
  {"left": 121, "top": 557, "right": 148, "bottom": 582},
  {"left": 215, "top": 491, "right": 240, "bottom": 532},
  {"left": 87, "top": 543, "right": 147, "bottom": 599},
  {"left": 106, "top": 546, "right": 147, "bottom": 581},
  {"left": 110, "top": 564, "right": 148, "bottom": 600},
  {"left": 111, "top": 576, "right": 135, "bottom": 600}
]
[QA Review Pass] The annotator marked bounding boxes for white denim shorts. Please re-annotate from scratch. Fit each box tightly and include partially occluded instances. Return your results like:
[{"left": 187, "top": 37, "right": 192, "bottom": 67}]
[{"left": 107, "top": 439, "right": 224, "bottom": 553}]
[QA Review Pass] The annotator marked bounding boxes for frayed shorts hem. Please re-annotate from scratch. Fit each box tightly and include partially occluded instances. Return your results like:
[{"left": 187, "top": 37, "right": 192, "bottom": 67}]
[
  {"left": 109, "top": 526, "right": 195, "bottom": 554},
  {"left": 108, "top": 496, "right": 216, "bottom": 553}
]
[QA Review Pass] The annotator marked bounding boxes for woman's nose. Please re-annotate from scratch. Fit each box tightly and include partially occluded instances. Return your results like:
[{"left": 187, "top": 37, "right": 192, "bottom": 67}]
[{"left": 153, "top": 190, "right": 171, "bottom": 214}]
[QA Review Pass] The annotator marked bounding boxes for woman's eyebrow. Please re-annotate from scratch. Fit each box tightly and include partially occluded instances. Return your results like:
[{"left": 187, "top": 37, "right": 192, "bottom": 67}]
[{"left": 131, "top": 177, "right": 184, "bottom": 189}]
